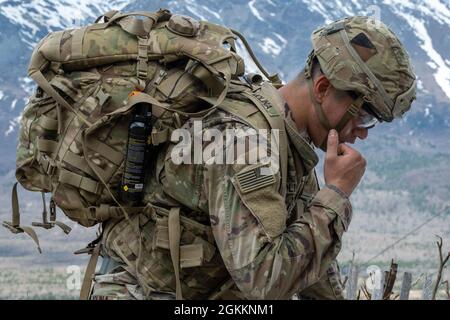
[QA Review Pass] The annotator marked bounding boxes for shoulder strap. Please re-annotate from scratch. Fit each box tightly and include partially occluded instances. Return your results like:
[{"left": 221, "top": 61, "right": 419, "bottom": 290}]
[
  {"left": 168, "top": 207, "right": 183, "bottom": 300},
  {"left": 238, "top": 88, "right": 289, "bottom": 198},
  {"left": 216, "top": 88, "right": 288, "bottom": 197},
  {"left": 79, "top": 242, "right": 102, "bottom": 300}
]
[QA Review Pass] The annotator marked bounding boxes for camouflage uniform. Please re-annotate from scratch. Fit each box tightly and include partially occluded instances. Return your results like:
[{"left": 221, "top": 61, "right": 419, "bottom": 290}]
[{"left": 90, "top": 83, "right": 351, "bottom": 300}]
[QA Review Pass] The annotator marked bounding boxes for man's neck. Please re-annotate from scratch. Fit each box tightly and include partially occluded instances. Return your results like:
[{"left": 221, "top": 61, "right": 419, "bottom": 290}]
[{"left": 278, "top": 79, "right": 309, "bottom": 132}]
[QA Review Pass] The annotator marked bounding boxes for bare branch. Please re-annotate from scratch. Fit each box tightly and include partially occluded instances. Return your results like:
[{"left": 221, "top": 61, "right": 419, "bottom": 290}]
[
  {"left": 383, "top": 259, "right": 398, "bottom": 300},
  {"left": 412, "top": 273, "right": 424, "bottom": 288},
  {"left": 442, "top": 280, "right": 449, "bottom": 300},
  {"left": 360, "top": 282, "right": 371, "bottom": 300},
  {"left": 432, "top": 235, "right": 450, "bottom": 300},
  {"left": 341, "top": 275, "right": 349, "bottom": 289}
]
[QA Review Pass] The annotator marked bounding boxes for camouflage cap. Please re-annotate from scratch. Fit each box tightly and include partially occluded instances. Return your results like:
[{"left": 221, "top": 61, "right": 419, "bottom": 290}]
[{"left": 309, "top": 16, "right": 417, "bottom": 122}]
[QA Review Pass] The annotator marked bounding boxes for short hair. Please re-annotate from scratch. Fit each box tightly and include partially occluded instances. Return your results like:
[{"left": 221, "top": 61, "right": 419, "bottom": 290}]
[
  {"left": 297, "top": 55, "right": 350, "bottom": 101},
  {"left": 297, "top": 56, "right": 322, "bottom": 82}
]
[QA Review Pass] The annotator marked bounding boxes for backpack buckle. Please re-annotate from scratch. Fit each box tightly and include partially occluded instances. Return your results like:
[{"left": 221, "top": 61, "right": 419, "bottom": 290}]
[
  {"left": 2, "top": 221, "right": 23, "bottom": 234},
  {"left": 31, "top": 221, "right": 53, "bottom": 229},
  {"left": 39, "top": 154, "right": 57, "bottom": 175},
  {"left": 50, "top": 198, "right": 57, "bottom": 221},
  {"left": 32, "top": 192, "right": 53, "bottom": 229},
  {"left": 32, "top": 194, "right": 71, "bottom": 234},
  {"left": 74, "top": 237, "right": 101, "bottom": 255}
]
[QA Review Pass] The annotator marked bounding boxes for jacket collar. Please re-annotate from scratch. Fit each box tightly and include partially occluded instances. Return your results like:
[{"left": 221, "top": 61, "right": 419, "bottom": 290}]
[{"left": 283, "top": 103, "right": 319, "bottom": 172}]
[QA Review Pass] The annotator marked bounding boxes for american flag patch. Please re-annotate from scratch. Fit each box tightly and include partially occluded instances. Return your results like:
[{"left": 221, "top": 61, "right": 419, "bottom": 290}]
[{"left": 234, "top": 166, "right": 276, "bottom": 194}]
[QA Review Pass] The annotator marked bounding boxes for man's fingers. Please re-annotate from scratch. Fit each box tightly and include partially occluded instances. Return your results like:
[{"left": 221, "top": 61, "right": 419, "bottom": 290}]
[
  {"left": 326, "top": 129, "right": 338, "bottom": 157},
  {"left": 338, "top": 144, "right": 364, "bottom": 164},
  {"left": 338, "top": 143, "right": 353, "bottom": 155}
]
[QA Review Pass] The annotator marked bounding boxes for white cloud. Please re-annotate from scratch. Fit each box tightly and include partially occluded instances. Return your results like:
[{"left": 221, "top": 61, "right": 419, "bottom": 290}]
[{"left": 248, "top": 0, "right": 265, "bottom": 22}]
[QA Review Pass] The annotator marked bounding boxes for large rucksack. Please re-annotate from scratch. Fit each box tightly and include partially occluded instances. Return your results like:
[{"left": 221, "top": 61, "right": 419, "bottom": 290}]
[{"left": 2, "top": 9, "right": 285, "bottom": 253}]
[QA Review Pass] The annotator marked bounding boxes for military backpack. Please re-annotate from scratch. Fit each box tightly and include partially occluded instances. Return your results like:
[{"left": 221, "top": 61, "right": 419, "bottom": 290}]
[{"left": 2, "top": 9, "right": 287, "bottom": 253}]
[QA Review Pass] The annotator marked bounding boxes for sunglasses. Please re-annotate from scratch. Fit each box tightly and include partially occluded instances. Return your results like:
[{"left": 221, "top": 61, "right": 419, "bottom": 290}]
[
  {"left": 348, "top": 91, "right": 379, "bottom": 129},
  {"left": 356, "top": 104, "right": 378, "bottom": 129}
]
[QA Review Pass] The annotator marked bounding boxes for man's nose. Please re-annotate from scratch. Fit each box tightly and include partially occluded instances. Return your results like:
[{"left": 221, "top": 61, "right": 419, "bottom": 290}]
[{"left": 355, "top": 127, "right": 368, "bottom": 140}]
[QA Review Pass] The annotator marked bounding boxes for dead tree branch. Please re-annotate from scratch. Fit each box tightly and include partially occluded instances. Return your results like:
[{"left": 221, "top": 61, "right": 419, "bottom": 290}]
[
  {"left": 442, "top": 280, "right": 449, "bottom": 300},
  {"left": 432, "top": 235, "right": 450, "bottom": 300},
  {"left": 383, "top": 259, "right": 398, "bottom": 300}
]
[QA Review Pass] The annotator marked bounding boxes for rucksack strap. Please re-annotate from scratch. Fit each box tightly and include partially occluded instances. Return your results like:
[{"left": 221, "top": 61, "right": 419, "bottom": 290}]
[
  {"left": 240, "top": 91, "right": 289, "bottom": 198},
  {"left": 2, "top": 183, "right": 42, "bottom": 253},
  {"left": 105, "top": 11, "right": 161, "bottom": 29},
  {"left": 231, "top": 29, "right": 282, "bottom": 88},
  {"left": 168, "top": 207, "right": 183, "bottom": 300},
  {"left": 65, "top": 205, "right": 146, "bottom": 224},
  {"left": 94, "top": 9, "right": 120, "bottom": 23},
  {"left": 79, "top": 242, "right": 102, "bottom": 300},
  {"left": 103, "top": 9, "right": 172, "bottom": 38},
  {"left": 58, "top": 169, "right": 103, "bottom": 195}
]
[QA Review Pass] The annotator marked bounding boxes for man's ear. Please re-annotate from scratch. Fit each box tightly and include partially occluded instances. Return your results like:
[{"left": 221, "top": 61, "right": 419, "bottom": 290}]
[{"left": 313, "top": 75, "right": 332, "bottom": 103}]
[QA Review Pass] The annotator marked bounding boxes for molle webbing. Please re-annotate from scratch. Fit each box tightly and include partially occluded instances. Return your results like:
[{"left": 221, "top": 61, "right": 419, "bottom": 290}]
[
  {"left": 38, "top": 114, "right": 58, "bottom": 131},
  {"left": 58, "top": 169, "right": 102, "bottom": 195},
  {"left": 65, "top": 206, "right": 146, "bottom": 225}
]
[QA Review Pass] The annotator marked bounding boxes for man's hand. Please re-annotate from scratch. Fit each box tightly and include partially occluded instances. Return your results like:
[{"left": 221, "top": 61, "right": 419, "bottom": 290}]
[{"left": 324, "top": 129, "right": 366, "bottom": 197}]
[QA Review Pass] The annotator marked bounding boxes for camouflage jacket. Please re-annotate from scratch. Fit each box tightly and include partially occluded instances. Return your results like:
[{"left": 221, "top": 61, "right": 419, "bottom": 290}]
[{"left": 96, "top": 83, "right": 351, "bottom": 300}]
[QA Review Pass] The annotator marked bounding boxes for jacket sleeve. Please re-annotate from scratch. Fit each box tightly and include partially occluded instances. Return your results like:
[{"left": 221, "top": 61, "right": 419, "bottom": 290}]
[
  {"left": 297, "top": 259, "right": 345, "bottom": 300},
  {"left": 203, "top": 147, "right": 353, "bottom": 300}
]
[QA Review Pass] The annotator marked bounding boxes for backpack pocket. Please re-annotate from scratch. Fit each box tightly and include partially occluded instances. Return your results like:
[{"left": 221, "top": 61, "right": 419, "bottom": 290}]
[{"left": 16, "top": 90, "right": 59, "bottom": 192}]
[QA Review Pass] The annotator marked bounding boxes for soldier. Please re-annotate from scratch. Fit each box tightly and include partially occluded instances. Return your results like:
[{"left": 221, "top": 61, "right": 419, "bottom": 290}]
[{"left": 89, "top": 16, "right": 416, "bottom": 300}]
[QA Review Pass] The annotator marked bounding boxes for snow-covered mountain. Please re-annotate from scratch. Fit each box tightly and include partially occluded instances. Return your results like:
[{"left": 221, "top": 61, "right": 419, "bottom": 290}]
[
  {"left": 0, "top": 0, "right": 450, "bottom": 140},
  {"left": 0, "top": 0, "right": 450, "bottom": 145},
  {"left": 0, "top": 0, "right": 450, "bottom": 168},
  {"left": 0, "top": 0, "right": 449, "bottom": 166}
]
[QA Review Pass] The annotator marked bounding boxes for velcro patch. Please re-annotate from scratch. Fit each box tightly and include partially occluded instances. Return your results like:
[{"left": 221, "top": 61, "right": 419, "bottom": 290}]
[{"left": 234, "top": 166, "right": 276, "bottom": 194}]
